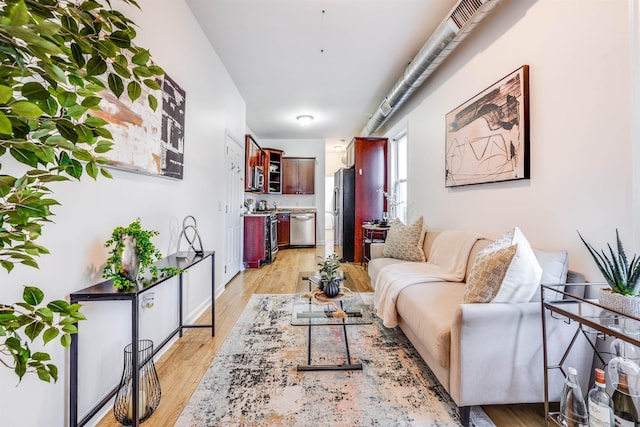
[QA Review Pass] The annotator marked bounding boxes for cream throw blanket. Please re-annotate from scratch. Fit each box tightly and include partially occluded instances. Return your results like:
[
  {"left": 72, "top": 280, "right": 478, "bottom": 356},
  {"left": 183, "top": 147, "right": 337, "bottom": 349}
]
[{"left": 374, "top": 230, "right": 481, "bottom": 328}]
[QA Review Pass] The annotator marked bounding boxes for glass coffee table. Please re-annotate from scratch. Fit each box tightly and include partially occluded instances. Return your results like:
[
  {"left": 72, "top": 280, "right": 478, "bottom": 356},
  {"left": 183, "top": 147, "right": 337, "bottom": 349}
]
[{"left": 292, "top": 272, "right": 373, "bottom": 371}]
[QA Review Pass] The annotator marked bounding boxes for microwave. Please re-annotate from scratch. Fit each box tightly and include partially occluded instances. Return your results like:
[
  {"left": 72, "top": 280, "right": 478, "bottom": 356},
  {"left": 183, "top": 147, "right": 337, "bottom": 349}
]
[{"left": 253, "top": 166, "right": 264, "bottom": 190}]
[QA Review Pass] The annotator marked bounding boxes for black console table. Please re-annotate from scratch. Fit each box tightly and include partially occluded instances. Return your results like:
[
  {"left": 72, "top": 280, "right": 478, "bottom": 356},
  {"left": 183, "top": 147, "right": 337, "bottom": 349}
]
[{"left": 69, "top": 251, "right": 215, "bottom": 427}]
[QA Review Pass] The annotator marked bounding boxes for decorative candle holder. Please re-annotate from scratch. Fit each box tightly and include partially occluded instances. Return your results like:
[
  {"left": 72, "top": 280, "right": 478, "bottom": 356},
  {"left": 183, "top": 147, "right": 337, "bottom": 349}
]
[{"left": 113, "top": 340, "right": 161, "bottom": 425}]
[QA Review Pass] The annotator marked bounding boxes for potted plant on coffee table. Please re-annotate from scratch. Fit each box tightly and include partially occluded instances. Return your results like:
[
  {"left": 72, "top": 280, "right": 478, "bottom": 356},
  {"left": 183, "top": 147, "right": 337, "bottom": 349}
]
[
  {"left": 578, "top": 229, "right": 640, "bottom": 316},
  {"left": 317, "top": 253, "right": 344, "bottom": 298}
]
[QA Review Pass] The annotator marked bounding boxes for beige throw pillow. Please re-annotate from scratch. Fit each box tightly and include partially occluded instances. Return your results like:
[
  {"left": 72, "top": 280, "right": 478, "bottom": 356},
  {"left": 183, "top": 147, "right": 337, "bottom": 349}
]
[
  {"left": 464, "top": 245, "right": 517, "bottom": 303},
  {"left": 463, "top": 227, "right": 543, "bottom": 303},
  {"left": 382, "top": 216, "right": 426, "bottom": 262}
]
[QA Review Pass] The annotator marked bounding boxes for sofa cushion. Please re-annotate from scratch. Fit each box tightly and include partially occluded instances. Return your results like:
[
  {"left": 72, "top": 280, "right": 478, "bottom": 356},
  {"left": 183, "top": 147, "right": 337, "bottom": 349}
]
[
  {"left": 529, "top": 248, "right": 569, "bottom": 302},
  {"left": 476, "top": 227, "right": 543, "bottom": 303},
  {"left": 396, "top": 282, "right": 465, "bottom": 369},
  {"left": 382, "top": 216, "right": 426, "bottom": 262},
  {"left": 464, "top": 245, "right": 517, "bottom": 303},
  {"left": 368, "top": 257, "right": 409, "bottom": 289}
]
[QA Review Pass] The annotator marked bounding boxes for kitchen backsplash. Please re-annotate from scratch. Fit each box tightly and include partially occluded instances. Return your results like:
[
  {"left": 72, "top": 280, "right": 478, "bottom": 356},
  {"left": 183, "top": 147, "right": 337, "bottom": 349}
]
[{"left": 244, "top": 193, "right": 316, "bottom": 209}]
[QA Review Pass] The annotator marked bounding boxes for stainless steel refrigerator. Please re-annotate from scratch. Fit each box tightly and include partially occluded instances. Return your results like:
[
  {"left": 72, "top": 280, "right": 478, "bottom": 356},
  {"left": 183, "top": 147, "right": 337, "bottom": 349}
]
[{"left": 333, "top": 167, "right": 355, "bottom": 262}]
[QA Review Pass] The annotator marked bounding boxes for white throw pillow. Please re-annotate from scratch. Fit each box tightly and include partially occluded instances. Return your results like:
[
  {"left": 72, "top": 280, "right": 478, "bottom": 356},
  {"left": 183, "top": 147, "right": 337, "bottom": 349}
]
[{"left": 479, "top": 227, "right": 543, "bottom": 303}]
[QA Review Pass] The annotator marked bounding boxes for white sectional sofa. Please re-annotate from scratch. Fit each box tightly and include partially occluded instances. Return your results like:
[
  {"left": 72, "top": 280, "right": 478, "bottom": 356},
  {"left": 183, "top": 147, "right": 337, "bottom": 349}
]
[{"left": 369, "top": 227, "right": 594, "bottom": 425}]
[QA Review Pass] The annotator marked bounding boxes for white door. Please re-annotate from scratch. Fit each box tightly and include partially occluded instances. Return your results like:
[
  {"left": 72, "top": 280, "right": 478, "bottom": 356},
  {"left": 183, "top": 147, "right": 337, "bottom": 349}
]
[{"left": 224, "top": 130, "right": 243, "bottom": 285}]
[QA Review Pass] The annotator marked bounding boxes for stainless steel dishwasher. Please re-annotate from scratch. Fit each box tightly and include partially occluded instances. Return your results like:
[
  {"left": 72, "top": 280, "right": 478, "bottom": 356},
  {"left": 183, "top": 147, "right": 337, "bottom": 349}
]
[{"left": 289, "top": 213, "right": 316, "bottom": 247}]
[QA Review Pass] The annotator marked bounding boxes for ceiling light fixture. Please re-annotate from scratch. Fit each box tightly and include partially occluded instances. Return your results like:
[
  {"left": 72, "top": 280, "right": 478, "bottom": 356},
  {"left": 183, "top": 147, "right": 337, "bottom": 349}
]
[{"left": 296, "top": 115, "right": 314, "bottom": 126}]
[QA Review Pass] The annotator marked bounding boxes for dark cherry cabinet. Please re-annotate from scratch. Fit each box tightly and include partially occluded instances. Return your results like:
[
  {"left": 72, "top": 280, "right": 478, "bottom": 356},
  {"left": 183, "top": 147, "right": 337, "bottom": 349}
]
[
  {"left": 277, "top": 213, "right": 290, "bottom": 248},
  {"left": 350, "top": 137, "right": 387, "bottom": 263},
  {"left": 245, "top": 134, "right": 265, "bottom": 192},
  {"left": 264, "top": 148, "right": 283, "bottom": 194},
  {"left": 243, "top": 215, "right": 267, "bottom": 268},
  {"left": 282, "top": 157, "right": 315, "bottom": 194}
]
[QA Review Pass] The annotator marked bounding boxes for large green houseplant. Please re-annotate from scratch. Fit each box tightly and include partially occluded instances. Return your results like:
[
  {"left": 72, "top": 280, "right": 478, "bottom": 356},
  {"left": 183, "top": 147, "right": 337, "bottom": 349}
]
[{"left": 0, "top": 0, "right": 163, "bottom": 382}]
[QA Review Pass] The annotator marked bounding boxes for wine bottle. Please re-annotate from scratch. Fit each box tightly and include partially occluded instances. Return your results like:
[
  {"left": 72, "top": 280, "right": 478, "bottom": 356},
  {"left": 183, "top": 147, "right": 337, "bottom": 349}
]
[
  {"left": 588, "top": 368, "right": 613, "bottom": 427},
  {"left": 560, "top": 366, "right": 589, "bottom": 427},
  {"left": 612, "top": 372, "right": 639, "bottom": 427}
]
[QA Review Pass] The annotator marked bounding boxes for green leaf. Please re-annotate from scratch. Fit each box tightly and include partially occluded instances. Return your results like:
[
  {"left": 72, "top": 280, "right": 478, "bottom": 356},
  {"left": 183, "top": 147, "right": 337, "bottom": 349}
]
[
  {"left": 148, "top": 94, "right": 158, "bottom": 111},
  {"left": 42, "top": 327, "right": 59, "bottom": 345},
  {"left": 11, "top": 101, "right": 43, "bottom": 118},
  {"left": 47, "top": 364, "right": 58, "bottom": 382},
  {"left": 112, "top": 61, "right": 131, "bottom": 79},
  {"left": 86, "top": 57, "right": 107, "bottom": 77},
  {"left": 81, "top": 96, "right": 102, "bottom": 108},
  {"left": 9, "top": 0, "right": 30, "bottom": 26},
  {"left": 57, "top": 91, "right": 77, "bottom": 108},
  {"left": 132, "top": 66, "right": 153, "bottom": 78},
  {"left": 47, "top": 300, "right": 69, "bottom": 313},
  {"left": 131, "top": 49, "right": 150, "bottom": 65},
  {"left": 60, "top": 333, "right": 71, "bottom": 348},
  {"left": 23, "top": 286, "right": 44, "bottom": 305},
  {"left": 68, "top": 159, "right": 83, "bottom": 179},
  {"left": 95, "top": 140, "right": 113, "bottom": 153},
  {"left": 0, "top": 111, "right": 12, "bottom": 135},
  {"left": 62, "top": 324, "right": 77, "bottom": 334},
  {"left": 36, "top": 366, "right": 51, "bottom": 382},
  {"left": 0, "top": 85, "right": 13, "bottom": 104},
  {"left": 86, "top": 161, "right": 98, "bottom": 179},
  {"left": 31, "top": 352, "right": 51, "bottom": 361},
  {"left": 107, "top": 73, "right": 124, "bottom": 98},
  {"left": 21, "top": 82, "right": 50, "bottom": 101},
  {"left": 142, "top": 79, "right": 161, "bottom": 91},
  {"left": 10, "top": 147, "right": 38, "bottom": 168},
  {"left": 109, "top": 30, "right": 131, "bottom": 48},
  {"left": 148, "top": 65, "right": 165, "bottom": 76},
  {"left": 25, "top": 321, "right": 45, "bottom": 341},
  {"left": 35, "top": 308, "right": 53, "bottom": 323},
  {"left": 127, "top": 81, "right": 141, "bottom": 101},
  {"left": 84, "top": 116, "right": 109, "bottom": 127},
  {"left": 1, "top": 261, "right": 14, "bottom": 273},
  {"left": 100, "top": 167, "right": 113, "bottom": 178},
  {"left": 72, "top": 149, "right": 94, "bottom": 162}
]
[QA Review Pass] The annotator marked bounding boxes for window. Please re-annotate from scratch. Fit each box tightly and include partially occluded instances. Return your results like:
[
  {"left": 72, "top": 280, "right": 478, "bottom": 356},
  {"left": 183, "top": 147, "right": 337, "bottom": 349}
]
[{"left": 389, "top": 131, "right": 408, "bottom": 223}]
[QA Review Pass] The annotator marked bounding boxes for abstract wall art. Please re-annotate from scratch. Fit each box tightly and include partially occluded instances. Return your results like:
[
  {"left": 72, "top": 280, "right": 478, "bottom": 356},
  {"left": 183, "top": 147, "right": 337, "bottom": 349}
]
[
  {"left": 445, "top": 65, "right": 529, "bottom": 187},
  {"left": 95, "top": 73, "right": 186, "bottom": 179}
]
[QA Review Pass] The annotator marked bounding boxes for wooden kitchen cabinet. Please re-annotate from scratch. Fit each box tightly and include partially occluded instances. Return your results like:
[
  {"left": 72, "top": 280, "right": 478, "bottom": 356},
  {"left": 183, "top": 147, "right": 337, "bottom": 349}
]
[
  {"left": 243, "top": 215, "right": 267, "bottom": 268},
  {"left": 277, "top": 213, "right": 290, "bottom": 248},
  {"left": 282, "top": 157, "right": 315, "bottom": 194},
  {"left": 245, "top": 134, "right": 266, "bottom": 192},
  {"left": 264, "top": 148, "right": 283, "bottom": 194}
]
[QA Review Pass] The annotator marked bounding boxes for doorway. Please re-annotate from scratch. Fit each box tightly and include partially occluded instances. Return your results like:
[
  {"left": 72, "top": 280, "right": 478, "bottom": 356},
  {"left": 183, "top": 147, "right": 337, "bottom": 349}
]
[{"left": 223, "top": 130, "right": 243, "bottom": 285}]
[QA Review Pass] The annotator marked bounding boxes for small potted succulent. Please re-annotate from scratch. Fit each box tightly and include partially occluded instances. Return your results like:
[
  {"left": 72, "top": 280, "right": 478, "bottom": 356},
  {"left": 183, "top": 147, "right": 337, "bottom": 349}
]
[
  {"left": 317, "top": 253, "right": 343, "bottom": 298},
  {"left": 579, "top": 229, "right": 640, "bottom": 316}
]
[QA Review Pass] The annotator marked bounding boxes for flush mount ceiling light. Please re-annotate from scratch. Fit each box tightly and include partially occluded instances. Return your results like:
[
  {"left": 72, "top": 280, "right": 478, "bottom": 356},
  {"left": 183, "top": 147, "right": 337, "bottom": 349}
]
[{"left": 296, "top": 115, "right": 314, "bottom": 126}]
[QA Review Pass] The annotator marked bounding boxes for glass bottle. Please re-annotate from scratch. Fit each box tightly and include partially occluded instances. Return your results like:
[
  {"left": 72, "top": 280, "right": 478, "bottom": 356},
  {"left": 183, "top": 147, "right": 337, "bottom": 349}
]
[
  {"left": 588, "top": 368, "right": 613, "bottom": 427},
  {"left": 612, "top": 372, "right": 639, "bottom": 427},
  {"left": 560, "top": 366, "right": 589, "bottom": 427}
]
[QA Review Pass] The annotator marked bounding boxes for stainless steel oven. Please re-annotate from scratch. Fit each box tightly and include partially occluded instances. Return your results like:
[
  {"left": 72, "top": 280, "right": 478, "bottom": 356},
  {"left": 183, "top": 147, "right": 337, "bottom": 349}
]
[{"left": 267, "top": 213, "right": 278, "bottom": 262}]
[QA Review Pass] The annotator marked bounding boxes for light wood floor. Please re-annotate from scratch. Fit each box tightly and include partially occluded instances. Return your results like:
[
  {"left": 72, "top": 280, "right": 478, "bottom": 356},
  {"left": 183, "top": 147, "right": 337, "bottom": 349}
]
[{"left": 96, "top": 245, "right": 545, "bottom": 426}]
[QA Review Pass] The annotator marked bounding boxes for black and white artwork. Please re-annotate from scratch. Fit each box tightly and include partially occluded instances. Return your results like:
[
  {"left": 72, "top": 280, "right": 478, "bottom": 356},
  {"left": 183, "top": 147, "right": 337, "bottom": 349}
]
[{"left": 445, "top": 65, "right": 529, "bottom": 187}]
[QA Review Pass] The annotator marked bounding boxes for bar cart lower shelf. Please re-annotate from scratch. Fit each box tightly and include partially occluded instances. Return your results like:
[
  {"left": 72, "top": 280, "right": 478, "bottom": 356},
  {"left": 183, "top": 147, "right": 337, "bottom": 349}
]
[
  {"left": 542, "top": 283, "right": 640, "bottom": 426},
  {"left": 69, "top": 251, "right": 215, "bottom": 427}
]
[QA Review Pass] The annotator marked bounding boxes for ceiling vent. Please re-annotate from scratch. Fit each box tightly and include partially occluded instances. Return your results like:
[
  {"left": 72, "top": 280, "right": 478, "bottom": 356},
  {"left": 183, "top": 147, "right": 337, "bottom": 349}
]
[{"left": 361, "top": 0, "right": 503, "bottom": 136}]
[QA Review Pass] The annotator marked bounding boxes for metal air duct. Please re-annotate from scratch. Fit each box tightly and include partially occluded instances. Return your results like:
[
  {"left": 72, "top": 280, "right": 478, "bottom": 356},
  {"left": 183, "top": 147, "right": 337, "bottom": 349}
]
[{"left": 361, "top": 0, "right": 504, "bottom": 136}]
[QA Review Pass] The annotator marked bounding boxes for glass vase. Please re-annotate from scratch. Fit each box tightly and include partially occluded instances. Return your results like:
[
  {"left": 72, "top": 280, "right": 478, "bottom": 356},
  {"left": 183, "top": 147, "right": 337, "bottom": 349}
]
[{"left": 113, "top": 340, "right": 161, "bottom": 425}]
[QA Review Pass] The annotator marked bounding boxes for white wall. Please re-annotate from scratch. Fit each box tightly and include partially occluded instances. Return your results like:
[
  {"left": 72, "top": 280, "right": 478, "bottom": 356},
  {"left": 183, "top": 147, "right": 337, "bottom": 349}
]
[
  {"left": 382, "top": 0, "right": 633, "bottom": 280},
  {"left": 0, "top": 1, "right": 245, "bottom": 425},
  {"left": 250, "top": 138, "right": 327, "bottom": 240}
]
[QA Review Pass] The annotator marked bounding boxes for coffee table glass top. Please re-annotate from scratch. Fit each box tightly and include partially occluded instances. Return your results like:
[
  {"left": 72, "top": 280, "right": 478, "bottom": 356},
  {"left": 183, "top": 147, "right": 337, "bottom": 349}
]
[{"left": 291, "top": 273, "right": 373, "bottom": 326}]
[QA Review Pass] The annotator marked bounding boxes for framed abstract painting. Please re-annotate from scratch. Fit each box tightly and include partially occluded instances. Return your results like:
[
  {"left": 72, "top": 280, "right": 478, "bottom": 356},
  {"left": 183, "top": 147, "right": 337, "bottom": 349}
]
[
  {"left": 96, "top": 73, "right": 186, "bottom": 179},
  {"left": 445, "top": 65, "right": 529, "bottom": 187}
]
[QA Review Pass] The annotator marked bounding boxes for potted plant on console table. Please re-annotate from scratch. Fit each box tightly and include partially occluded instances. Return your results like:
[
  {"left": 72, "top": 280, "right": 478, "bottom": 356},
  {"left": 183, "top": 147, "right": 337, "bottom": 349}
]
[{"left": 579, "top": 229, "right": 640, "bottom": 317}]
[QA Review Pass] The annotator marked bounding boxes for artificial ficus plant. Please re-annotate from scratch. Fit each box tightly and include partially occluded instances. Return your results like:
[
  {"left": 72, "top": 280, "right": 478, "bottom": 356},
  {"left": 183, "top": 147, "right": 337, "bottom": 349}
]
[{"left": 0, "top": 0, "right": 164, "bottom": 382}]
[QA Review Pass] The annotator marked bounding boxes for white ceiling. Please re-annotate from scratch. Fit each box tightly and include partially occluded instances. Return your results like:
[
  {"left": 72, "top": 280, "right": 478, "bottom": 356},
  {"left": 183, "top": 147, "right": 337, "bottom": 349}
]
[{"left": 185, "top": 0, "right": 458, "bottom": 148}]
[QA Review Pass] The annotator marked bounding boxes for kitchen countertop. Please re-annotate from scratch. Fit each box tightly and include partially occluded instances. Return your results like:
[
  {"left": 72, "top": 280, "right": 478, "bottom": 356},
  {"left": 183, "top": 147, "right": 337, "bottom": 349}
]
[{"left": 246, "top": 207, "right": 317, "bottom": 215}]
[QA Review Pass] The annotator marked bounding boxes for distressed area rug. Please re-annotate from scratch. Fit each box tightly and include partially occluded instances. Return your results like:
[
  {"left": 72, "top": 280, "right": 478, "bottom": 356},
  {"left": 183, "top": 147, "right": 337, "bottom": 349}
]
[{"left": 175, "top": 294, "right": 495, "bottom": 427}]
